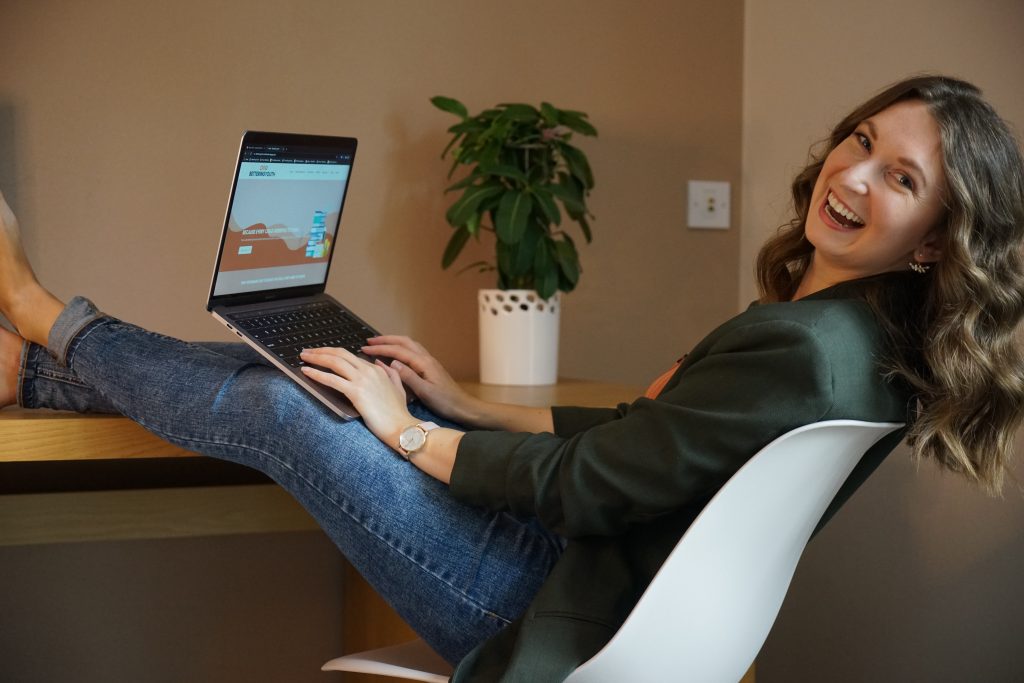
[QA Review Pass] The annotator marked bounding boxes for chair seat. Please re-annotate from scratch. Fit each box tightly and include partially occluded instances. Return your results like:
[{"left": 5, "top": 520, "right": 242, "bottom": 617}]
[{"left": 321, "top": 638, "right": 452, "bottom": 682}]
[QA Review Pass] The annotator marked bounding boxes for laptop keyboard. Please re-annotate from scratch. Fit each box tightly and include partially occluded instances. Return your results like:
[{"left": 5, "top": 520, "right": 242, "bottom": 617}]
[{"left": 231, "top": 302, "right": 376, "bottom": 368}]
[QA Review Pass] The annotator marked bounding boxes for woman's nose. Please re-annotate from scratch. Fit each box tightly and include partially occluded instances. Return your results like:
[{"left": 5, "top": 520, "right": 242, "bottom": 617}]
[{"left": 836, "top": 161, "right": 871, "bottom": 195}]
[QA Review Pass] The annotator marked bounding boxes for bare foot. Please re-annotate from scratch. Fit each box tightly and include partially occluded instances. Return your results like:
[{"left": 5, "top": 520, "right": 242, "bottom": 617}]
[
  {"left": 0, "top": 325, "right": 22, "bottom": 408},
  {"left": 0, "top": 191, "right": 64, "bottom": 345}
]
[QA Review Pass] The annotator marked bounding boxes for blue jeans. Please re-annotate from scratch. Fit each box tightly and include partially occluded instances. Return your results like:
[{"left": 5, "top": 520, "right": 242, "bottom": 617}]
[{"left": 17, "top": 297, "right": 565, "bottom": 664}]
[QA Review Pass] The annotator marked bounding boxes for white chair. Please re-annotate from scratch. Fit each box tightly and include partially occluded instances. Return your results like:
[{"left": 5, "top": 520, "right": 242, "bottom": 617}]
[{"left": 323, "top": 420, "right": 902, "bottom": 683}]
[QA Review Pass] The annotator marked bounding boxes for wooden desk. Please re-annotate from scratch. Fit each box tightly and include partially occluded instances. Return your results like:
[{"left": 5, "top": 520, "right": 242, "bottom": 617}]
[
  {"left": 0, "top": 379, "right": 639, "bottom": 465},
  {"left": 0, "top": 380, "right": 640, "bottom": 546},
  {"left": 0, "top": 379, "right": 642, "bottom": 683},
  {"left": 0, "top": 379, "right": 641, "bottom": 547}
]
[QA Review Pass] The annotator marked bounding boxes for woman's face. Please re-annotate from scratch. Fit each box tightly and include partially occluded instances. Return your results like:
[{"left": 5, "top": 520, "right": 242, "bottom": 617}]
[{"left": 804, "top": 99, "right": 948, "bottom": 285}]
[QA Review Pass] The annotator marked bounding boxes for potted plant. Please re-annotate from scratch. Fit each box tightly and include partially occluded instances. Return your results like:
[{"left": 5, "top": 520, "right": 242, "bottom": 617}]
[{"left": 431, "top": 96, "right": 597, "bottom": 385}]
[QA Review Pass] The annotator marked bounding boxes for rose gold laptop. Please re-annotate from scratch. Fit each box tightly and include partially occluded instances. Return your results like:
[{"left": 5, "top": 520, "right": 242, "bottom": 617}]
[{"left": 206, "top": 131, "right": 377, "bottom": 420}]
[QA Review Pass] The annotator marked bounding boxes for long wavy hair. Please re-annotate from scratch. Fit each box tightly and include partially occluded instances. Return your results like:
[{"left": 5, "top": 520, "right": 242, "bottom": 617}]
[{"left": 756, "top": 75, "right": 1024, "bottom": 493}]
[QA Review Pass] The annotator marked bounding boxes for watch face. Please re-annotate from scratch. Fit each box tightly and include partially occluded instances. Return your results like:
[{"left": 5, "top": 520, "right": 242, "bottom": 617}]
[{"left": 400, "top": 426, "right": 426, "bottom": 453}]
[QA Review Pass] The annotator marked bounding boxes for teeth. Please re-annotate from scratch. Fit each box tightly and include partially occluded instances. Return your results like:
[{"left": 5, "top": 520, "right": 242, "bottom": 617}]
[{"left": 827, "top": 191, "right": 864, "bottom": 225}]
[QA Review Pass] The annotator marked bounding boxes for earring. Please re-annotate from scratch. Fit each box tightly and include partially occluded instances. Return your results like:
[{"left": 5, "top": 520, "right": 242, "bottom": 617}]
[{"left": 909, "top": 258, "right": 931, "bottom": 274}]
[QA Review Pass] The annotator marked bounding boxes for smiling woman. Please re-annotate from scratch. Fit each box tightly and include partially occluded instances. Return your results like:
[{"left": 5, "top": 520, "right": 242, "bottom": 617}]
[
  {"left": 759, "top": 75, "right": 1024, "bottom": 494},
  {"left": 798, "top": 99, "right": 948, "bottom": 294}
]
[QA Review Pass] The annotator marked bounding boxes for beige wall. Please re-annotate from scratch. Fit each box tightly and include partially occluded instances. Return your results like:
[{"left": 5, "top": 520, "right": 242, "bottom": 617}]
[
  {"left": 742, "top": 1, "right": 1024, "bottom": 680},
  {"left": 0, "top": 0, "right": 743, "bottom": 387},
  {"left": 0, "top": 2, "right": 744, "bottom": 682}
]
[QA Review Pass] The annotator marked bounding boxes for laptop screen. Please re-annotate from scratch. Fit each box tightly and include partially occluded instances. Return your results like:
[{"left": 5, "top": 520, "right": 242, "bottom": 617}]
[{"left": 210, "top": 132, "right": 356, "bottom": 298}]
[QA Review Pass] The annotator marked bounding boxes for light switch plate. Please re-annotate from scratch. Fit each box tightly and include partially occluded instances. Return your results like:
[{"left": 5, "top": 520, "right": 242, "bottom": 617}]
[{"left": 688, "top": 180, "right": 730, "bottom": 229}]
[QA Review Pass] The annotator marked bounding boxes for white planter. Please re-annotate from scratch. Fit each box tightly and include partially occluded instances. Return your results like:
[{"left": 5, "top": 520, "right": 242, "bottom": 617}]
[{"left": 478, "top": 289, "right": 560, "bottom": 385}]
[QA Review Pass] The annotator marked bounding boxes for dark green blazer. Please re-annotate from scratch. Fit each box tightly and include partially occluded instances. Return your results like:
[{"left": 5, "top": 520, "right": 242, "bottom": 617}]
[{"left": 449, "top": 276, "right": 914, "bottom": 682}]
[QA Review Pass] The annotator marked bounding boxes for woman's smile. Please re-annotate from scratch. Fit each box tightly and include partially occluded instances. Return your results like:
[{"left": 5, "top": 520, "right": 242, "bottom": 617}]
[
  {"left": 800, "top": 99, "right": 948, "bottom": 293},
  {"left": 821, "top": 190, "right": 865, "bottom": 229}
]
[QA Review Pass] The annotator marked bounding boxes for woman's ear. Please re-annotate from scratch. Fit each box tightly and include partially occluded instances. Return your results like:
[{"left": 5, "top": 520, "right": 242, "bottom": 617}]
[{"left": 917, "top": 230, "right": 943, "bottom": 264}]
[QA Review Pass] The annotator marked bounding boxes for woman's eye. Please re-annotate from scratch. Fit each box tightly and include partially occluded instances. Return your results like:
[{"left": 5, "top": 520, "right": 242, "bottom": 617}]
[
  {"left": 896, "top": 174, "right": 914, "bottom": 190},
  {"left": 854, "top": 132, "right": 872, "bottom": 151}
]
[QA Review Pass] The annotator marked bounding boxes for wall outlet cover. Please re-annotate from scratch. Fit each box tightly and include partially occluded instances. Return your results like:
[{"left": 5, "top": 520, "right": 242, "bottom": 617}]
[{"left": 688, "top": 180, "right": 730, "bottom": 229}]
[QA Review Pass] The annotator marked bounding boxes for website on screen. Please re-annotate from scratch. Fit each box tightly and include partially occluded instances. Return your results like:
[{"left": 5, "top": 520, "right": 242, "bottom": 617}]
[{"left": 213, "top": 145, "right": 352, "bottom": 296}]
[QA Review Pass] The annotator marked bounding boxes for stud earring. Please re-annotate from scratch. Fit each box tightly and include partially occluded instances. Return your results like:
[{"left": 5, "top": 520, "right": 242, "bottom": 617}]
[{"left": 909, "top": 258, "right": 931, "bottom": 274}]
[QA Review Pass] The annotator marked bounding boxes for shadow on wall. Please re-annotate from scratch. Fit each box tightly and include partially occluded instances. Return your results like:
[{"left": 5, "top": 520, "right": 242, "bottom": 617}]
[
  {"left": 357, "top": 107, "right": 490, "bottom": 376},
  {"left": 758, "top": 444, "right": 1024, "bottom": 682},
  {"left": 0, "top": 102, "right": 19, "bottom": 214},
  {"left": 0, "top": 103, "right": 20, "bottom": 336},
  {"left": 370, "top": 108, "right": 453, "bottom": 312}
]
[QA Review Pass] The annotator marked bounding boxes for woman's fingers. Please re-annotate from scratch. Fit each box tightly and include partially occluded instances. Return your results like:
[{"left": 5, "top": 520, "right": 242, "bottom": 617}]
[
  {"left": 301, "top": 346, "right": 363, "bottom": 369},
  {"left": 389, "top": 358, "right": 427, "bottom": 392},
  {"left": 300, "top": 347, "right": 405, "bottom": 403},
  {"left": 299, "top": 347, "right": 374, "bottom": 383},
  {"left": 366, "top": 335, "right": 424, "bottom": 353},
  {"left": 362, "top": 338, "right": 443, "bottom": 377},
  {"left": 361, "top": 343, "right": 426, "bottom": 371},
  {"left": 300, "top": 364, "right": 346, "bottom": 390},
  {"left": 364, "top": 337, "right": 432, "bottom": 363},
  {"left": 376, "top": 359, "right": 406, "bottom": 398}
]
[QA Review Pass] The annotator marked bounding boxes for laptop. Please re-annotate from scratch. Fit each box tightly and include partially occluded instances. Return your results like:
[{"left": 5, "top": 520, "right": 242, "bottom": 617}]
[{"left": 206, "top": 131, "right": 379, "bottom": 420}]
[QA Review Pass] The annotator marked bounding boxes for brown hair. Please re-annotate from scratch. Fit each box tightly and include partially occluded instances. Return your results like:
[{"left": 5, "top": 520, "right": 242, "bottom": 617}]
[{"left": 757, "top": 75, "right": 1024, "bottom": 492}]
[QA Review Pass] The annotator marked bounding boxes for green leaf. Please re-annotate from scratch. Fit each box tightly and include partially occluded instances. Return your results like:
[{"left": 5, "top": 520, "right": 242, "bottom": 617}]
[
  {"left": 478, "top": 144, "right": 501, "bottom": 168},
  {"left": 440, "top": 133, "right": 463, "bottom": 161},
  {"left": 466, "top": 211, "right": 481, "bottom": 237},
  {"left": 478, "top": 163, "right": 528, "bottom": 184},
  {"left": 431, "top": 96, "right": 468, "bottom": 119},
  {"left": 560, "top": 143, "right": 595, "bottom": 189},
  {"left": 446, "top": 119, "right": 486, "bottom": 135},
  {"left": 495, "top": 190, "right": 533, "bottom": 244},
  {"left": 446, "top": 154, "right": 462, "bottom": 179},
  {"left": 557, "top": 110, "right": 598, "bottom": 137},
  {"left": 540, "top": 102, "right": 559, "bottom": 127},
  {"left": 547, "top": 177, "right": 585, "bottom": 218},
  {"left": 444, "top": 169, "right": 484, "bottom": 193},
  {"left": 498, "top": 103, "right": 540, "bottom": 121},
  {"left": 496, "top": 241, "right": 516, "bottom": 284},
  {"left": 446, "top": 185, "right": 504, "bottom": 226},
  {"left": 441, "top": 228, "right": 471, "bottom": 269},
  {"left": 578, "top": 215, "right": 593, "bottom": 243},
  {"left": 511, "top": 225, "right": 541, "bottom": 276},
  {"left": 534, "top": 189, "right": 561, "bottom": 226},
  {"left": 555, "top": 239, "right": 580, "bottom": 285},
  {"left": 533, "top": 236, "right": 553, "bottom": 272},
  {"left": 456, "top": 260, "right": 494, "bottom": 275},
  {"left": 530, "top": 237, "right": 558, "bottom": 299}
]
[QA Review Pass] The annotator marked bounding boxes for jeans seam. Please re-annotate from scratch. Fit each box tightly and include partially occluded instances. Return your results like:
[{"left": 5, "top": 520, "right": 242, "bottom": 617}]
[
  {"left": 135, "top": 420, "right": 514, "bottom": 626},
  {"left": 62, "top": 317, "right": 109, "bottom": 367},
  {"left": 16, "top": 340, "right": 31, "bottom": 408},
  {"left": 35, "top": 367, "right": 91, "bottom": 387}
]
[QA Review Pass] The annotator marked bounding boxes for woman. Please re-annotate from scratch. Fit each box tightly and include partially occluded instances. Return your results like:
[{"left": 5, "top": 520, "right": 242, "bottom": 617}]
[{"left": 2, "top": 75, "right": 1023, "bottom": 681}]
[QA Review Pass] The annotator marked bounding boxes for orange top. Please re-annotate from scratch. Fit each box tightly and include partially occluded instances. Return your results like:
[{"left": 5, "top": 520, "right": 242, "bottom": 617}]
[{"left": 644, "top": 360, "right": 683, "bottom": 399}]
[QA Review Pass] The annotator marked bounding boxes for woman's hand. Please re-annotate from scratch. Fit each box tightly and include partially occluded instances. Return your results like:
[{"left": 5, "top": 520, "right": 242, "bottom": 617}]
[
  {"left": 299, "top": 347, "right": 413, "bottom": 450},
  {"left": 360, "top": 335, "right": 478, "bottom": 424}
]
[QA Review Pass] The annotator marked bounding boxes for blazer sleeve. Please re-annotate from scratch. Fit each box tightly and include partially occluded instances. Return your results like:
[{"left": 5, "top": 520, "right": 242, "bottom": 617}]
[
  {"left": 448, "top": 319, "right": 836, "bottom": 538},
  {"left": 551, "top": 405, "right": 628, "bottom": 436}
]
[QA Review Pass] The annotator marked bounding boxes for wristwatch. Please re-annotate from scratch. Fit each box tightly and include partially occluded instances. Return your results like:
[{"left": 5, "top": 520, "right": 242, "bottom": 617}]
[{"left": 397, "top": 421, "right": 440, "bottom": 460}]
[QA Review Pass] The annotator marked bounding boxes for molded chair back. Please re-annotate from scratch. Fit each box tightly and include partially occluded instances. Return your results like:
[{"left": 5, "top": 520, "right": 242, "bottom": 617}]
[
  {"left": 563, "top": 420, "right": 902, "bottom": 682},
  {"left": 323, "top": 420, "right": 902, "bottom": 683}
]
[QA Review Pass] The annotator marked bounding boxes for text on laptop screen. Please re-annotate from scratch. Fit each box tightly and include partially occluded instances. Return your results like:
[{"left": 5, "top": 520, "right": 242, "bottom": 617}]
[{"left": 212, "top": 142, "right": 353, "bottom": 297}]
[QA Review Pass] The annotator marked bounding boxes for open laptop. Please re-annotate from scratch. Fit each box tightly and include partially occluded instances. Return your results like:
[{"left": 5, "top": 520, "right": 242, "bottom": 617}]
[{"left": 206, "top": 131, "right": 379, "bottom": 420}]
